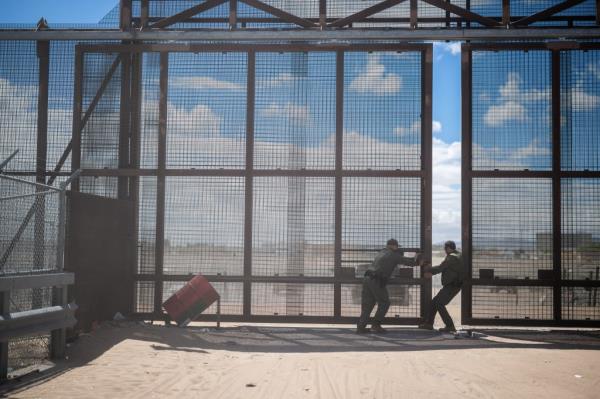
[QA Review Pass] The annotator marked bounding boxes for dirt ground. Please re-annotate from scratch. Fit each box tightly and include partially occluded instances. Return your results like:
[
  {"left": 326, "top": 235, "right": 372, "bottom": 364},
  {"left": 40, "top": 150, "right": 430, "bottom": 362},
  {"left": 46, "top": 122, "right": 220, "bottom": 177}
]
[{"left": 2, "top": 321, "right": 599, "bottom": 399}]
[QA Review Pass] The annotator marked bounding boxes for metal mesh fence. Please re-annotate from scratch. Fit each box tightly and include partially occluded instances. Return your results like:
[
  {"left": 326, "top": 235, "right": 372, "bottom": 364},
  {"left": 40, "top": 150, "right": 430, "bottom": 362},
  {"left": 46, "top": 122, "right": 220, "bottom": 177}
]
[
  {"left": 163, "top": 177, "right": 245, "bottom": 276},
  {"left": 472, "top": 286, "right": 554, "bottom": 320},
  {"left": 80, "top": 53, "right": 122, "bottom": 171},
  {"left": 0, "top": 41, "right": 38, "bottom": 173},
  {"left": 472, "top": 50, "right": 552, "bottom": 171},
  {"left": 561, "top": 179, "right": 600, "bottom": 281},
  {"left": 138, "top": 177, "right": 157, "bottom": 275},
  {"left": 340, "top": 283, "right": 421, "bottom": 318},
  {"left": 561, "top": 49, "right": 600, "bottom": 171},
  {"left": 562, "top": 287, "right": 599, "bottom": 320},
  {"left": 472, "top": 178, "right": 553, "bottom": 280},
  {"left": 255, "top": 52, "right": 336, "bottom": 170},
  {"left": 252, "top": 177, "right": 335, "bottom": 277},
  {"left": 167, "top": 52, "right": 247, "bottom": 169},
  {"left": 344, "top": 51, "right": 422, "bottom": 171},
  {"left": 0, "top": 174, "right": 66, "bottom": 375},
  {"left": 0, "top": 176, "right": 62, "bottom": 274},
  {"left": 251, "top": 283, "right": 334, "bottom": 316},
  {"left": 342, "top": 177, "right": 421, "bottom": 250}
]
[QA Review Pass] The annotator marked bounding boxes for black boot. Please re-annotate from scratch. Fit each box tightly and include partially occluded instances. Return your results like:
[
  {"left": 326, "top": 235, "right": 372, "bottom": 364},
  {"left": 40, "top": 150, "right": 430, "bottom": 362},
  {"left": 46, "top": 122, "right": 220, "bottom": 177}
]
[{"left": 371, "top": 323, "right": 387, "bottom": 334}]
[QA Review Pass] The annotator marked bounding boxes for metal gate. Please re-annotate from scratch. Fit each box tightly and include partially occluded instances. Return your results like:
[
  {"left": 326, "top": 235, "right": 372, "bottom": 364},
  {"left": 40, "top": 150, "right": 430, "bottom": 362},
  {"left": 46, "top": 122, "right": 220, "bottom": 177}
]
[
  {"left": 73, "top": 42, "right": 433, "bottom": 324},
  {"left": 462, "top": 41, "right": 600, "bottom": 327}
]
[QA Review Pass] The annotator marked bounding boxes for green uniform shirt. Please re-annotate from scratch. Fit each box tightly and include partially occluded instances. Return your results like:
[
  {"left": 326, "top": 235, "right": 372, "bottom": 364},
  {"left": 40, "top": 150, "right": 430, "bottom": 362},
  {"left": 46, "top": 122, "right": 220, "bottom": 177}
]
[
  {"left": 369, "top": 248, "right": 417, "bottom": 280},
  {"left": 431, "top": 250, "right": 465, "bottom": 287}
]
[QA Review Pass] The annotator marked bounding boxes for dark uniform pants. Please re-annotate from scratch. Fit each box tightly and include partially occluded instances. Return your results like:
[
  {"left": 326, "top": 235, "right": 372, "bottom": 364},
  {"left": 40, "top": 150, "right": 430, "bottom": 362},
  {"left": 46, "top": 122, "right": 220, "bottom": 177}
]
[
  {"left": 357, "top": 276, "right": 390, "bottom": 328},
  {"left": 425, "top": 284, "right": 461, "bottom": 328}
]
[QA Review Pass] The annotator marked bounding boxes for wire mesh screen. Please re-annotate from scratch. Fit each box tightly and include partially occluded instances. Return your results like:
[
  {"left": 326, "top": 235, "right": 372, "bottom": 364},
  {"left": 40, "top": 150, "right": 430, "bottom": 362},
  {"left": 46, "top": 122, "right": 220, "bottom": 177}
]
[
  {"left": 342, "top": 177, "right": 421, "bottom": 250},
  {"left": 472, "top": 50, "right": 552, "bottom": 171},
  {"left": 8, "top": 335, "right": 51, "bottom": 373},
  {"left": 472, "top": 178, "right": 553, "bottom": 280},
  {"left": 562, "top": 287, "right": 600, "bottom": 321},
  {"left": 251, "top": 283, "right": 334, "bottom": 316},
  {"left": 561, "top": 50, "right": 600, "bottom": 171},
  {"left": 48, "top": 41, "right": 77, "bottom": 173},
  {"left": 0, "top": 41, "right": 38, "bottom": 173},
  {"left": 562, "top": 179, "right": 600, "bottom": 282},
  {"left": 141, "top": 52, "right": 161, "bottom": 169},
  {"left": 340, "top": 283, "right": 421, "bottom": 318},
  {"left": 472, "top": 286, "right": 554, "bottom": 320},
  {"left": 134, "top": 281, "right": 155, "bottom": 313},
  {"left": 80, "top": 53, "right": 122, "bottom": 170},
  {"left": 254, "top": 52, "right": 335, "bottom": 170},
  {"left": 163, "top": 177, "right": 245, "bottom": 276},
  {"left": 252, "top": 177, "right": 335, "bottom": 277},
  {"left": 138, "top": 177, "right": 157, "bottom": 274},
  {"left": 344, "top": 51, "right": 422, "bottom": 171},
  {"left": 167, "top": 52, "right": 247, "bottom": 169},
  {"left": 0, "top": 176, "right": 61, "bottom": 274}
]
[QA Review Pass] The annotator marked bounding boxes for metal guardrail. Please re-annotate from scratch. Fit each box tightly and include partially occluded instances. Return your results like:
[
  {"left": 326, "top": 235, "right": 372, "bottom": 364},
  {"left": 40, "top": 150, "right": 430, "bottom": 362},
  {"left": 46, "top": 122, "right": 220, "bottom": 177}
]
[{"left": 0, "top": 151, "right": 80, "bottom": 380}]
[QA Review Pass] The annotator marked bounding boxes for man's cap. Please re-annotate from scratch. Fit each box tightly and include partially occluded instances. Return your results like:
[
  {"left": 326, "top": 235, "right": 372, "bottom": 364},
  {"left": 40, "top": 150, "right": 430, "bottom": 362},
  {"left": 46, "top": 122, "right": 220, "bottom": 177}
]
[
  {"left": 387, "top": 238, "right": 399, "bottom": 247},
  {"left": 444, "top": 240, "right": 457, "bottom": 250}
]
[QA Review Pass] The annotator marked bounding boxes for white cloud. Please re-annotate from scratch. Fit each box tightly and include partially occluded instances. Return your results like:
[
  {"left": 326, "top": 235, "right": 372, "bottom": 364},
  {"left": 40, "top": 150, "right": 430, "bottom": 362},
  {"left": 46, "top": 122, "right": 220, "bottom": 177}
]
[
  {"left": 349, "top": 54, "right": 401, "bottom": 95},
  {"left": 484, "top": 100, "right": 527, "bottom": 127},
  {"left": 432, "top": 120, "right": 442, "bottom": 134},
  {"left": 436, "top": 42, "right": 461, "bottom": 56},
  {"left": 170, "top": 76, "right": 244, "bottom": 91},
  {"left": 570, "top": 86, "right": 600, "bottom": 110},
  {"left": 261, "top": 102, "right": 311, "bottom": 124},
  {"left": 394, "top": 120, "right": 420, "bottom": 137},
  {"left": 167, "top": 103, "right": 222, "bottom": 136},
  {"left": 588, "top": 63, "right": 600, "bottom": 81},
  {"left": 258, "top": 73, "right": 297, "bottom": 89},
  {"left": 484, "top": 72, "right": 549, "bottom": 127}
]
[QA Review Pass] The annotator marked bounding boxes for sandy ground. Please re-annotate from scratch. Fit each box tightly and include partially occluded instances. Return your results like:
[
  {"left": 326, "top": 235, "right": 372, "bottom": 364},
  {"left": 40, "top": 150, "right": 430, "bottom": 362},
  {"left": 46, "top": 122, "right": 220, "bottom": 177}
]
[{"left": 3, "top": 322, "right": 599, "bottom": 399}]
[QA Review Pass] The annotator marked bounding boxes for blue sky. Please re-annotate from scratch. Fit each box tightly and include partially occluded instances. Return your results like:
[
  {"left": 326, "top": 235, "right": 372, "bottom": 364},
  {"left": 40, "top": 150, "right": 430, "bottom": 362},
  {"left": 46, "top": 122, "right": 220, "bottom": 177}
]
[{"left": 0, "top": 1, "right": 465, "bottom": 244}]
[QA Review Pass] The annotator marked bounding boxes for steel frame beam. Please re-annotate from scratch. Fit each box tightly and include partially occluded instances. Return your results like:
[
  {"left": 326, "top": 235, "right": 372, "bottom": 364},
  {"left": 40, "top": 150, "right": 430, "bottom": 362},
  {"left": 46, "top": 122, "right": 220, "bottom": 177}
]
[
  {"left": 76, "top": 42, "right": 431, "bottom": 324},
  {"left": 1, "top": 28, "right": 600, "bottom": 41},
  {"left": 511, "top": 0, "right": 588, "bottom": 27},
  {"left": 149, "top": 0, "right": 228, "bottom": 29},
  {"left": 239, "top": 0, "right": 317, "bottom": 28},
  {"left": 421, "top": 0, "right": 501, "bottom": 27},
  {"left": 328, "top": 0, "right": 408, "bottom": 28},
  {"left": 461, "top": 42, "right": 600, "bottom": 328}
]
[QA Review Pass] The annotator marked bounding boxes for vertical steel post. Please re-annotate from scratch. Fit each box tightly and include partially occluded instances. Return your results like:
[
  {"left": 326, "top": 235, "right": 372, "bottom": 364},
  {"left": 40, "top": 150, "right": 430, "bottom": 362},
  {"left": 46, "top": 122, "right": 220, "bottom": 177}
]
[
  {"left": 118, "top": 53, "right": 132, "bottom": 200},
  {"left": 446, "top": 0, "right": 451, "bottom": 28},
  {"left": 0, "top": 291, "right": 9, "bottom": 381},
  {"left": 596, "top": 0, "right": 600, "bottom": 25},
  {"left": 420, "top": 46, "right": 433, "bottom": 321},
  {"left": 552, "top": 50, "right": 562, "bottom": 323},
  {"left": 410, "top": 0, "right": 418, "bottom": 29},
  {"left": 71, "top": 47, "right": 84, "bottom": 192},
  {"left": 465, "top": 0, "right": 471, "bottom": 28},
  {"left": 319, "top": 0, "right": 327, "bottom": 29},
  {"left": 230, "top": 0, "right": 238, "bottom": 29},
  {"left": 34, "top": 41, "right": 50, "bottom": 309},
  {"left": 129, "top": 52, "right": 143, "bottom": 314},
  {"left": 141, "top": 0, "right": 150, "bottom": 28},
  {"left": 51, "top": 183, "right": 68, "bottom": 359},
  {"left": 120, "top": 0, "right": 133, "bottom": 31},
  {"left": 460, "top": 45, "right": 473, "bottom": 325},
  {"left": 243, "top": 51, "right": 256, "bottom": 319},
  {"left": 154, "top": 52, "right": 168, "bottom": 317},
  {"left": 334, "top": 50, "right": 344, "bottom": 319},
  {"left": 502, "top": 0, "right": 511, "bottom": 26}
]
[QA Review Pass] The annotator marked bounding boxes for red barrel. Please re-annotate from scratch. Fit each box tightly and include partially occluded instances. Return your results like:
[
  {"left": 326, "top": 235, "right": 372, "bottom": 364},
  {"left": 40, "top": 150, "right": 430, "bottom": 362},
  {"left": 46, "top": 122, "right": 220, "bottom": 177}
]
[{"left": 162, "top": 275, "right": 220, "bottom": 326}]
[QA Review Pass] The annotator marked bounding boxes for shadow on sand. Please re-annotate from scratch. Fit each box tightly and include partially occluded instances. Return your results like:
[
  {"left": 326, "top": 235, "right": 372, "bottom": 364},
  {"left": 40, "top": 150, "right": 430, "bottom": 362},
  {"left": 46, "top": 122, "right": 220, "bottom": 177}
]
[{"left": 2, "top": 323, "right": 599, "bottom": 395}]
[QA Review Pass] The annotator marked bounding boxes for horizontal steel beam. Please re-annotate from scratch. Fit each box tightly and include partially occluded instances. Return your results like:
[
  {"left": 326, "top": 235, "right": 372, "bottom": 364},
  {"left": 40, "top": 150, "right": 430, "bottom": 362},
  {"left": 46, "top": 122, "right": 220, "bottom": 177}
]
[
  {"left": 0, "top": 304, "right": 77, "bottom": 341},
  {"left": 131, "top": 313, "right": 424, "bottom": 325},
  {"left": 0, "top": 272, "right": 74, "bottom": 291},
  {"left": 134, "top": 274, "right": 426, "bottom": 285},
  {"left": 0, "top": 28, "right": 599, "bottom": 41},
  {"left": 464, "top": 318, "right": 600, "bottom": 327},
  {"left": 468, "top": 279, "right": 600, "bottom": 287}
]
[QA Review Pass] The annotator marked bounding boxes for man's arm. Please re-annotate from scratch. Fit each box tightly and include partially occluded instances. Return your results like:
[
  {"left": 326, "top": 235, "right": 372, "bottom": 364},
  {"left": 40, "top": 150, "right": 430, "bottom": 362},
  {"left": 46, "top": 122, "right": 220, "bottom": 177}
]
[
  {"left": 428, "top": 258, "right": 449, "bottom": 275},
  {"left": 393, "top": 252, "right": 420, "bottom": 267}
]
